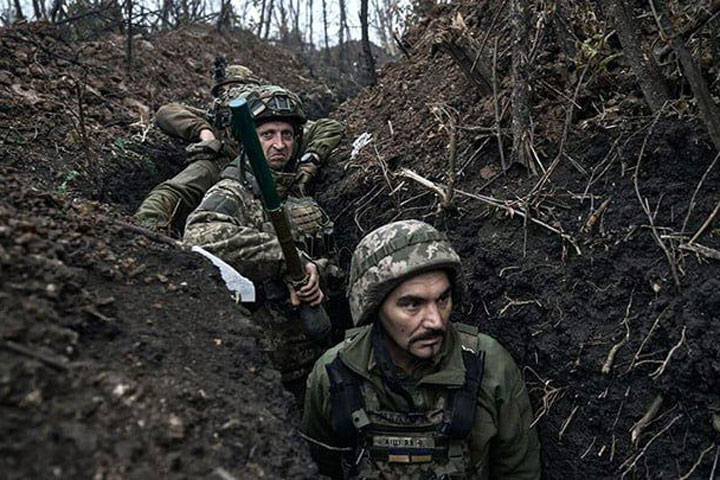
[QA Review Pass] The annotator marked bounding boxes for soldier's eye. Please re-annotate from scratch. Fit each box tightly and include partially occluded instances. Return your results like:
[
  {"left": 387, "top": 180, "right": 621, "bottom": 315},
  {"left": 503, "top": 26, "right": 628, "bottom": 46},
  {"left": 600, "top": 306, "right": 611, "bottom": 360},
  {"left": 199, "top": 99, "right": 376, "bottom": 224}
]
[{"left": 281, "top": 131, "right": 294, "bottom": 141}]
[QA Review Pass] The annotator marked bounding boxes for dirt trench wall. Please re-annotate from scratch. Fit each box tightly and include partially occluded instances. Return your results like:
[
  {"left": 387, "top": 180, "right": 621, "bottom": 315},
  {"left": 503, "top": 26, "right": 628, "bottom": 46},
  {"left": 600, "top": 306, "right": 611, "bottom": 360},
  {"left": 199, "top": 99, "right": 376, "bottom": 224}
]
[{"left": 0, "top": 166, "right": 318, "bottom": 479}]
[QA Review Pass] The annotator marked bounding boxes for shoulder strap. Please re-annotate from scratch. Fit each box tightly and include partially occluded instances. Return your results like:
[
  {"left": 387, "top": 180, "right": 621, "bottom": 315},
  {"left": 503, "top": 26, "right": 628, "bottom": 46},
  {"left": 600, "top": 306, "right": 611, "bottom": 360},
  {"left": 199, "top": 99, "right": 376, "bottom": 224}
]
[
  {"left": 326, "top": 356, "right": 368, "bottom": 447},
  {"left": 443, "top": 336, "right": 485, "bottom": 439}
]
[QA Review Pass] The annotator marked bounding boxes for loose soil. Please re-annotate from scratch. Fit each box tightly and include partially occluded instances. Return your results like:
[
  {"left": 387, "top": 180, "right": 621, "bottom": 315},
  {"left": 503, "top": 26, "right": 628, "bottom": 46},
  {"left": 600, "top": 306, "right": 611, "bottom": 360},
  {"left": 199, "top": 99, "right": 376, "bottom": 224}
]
[{"left": 3, "top": 2, "right": 720, "bottom": 479}]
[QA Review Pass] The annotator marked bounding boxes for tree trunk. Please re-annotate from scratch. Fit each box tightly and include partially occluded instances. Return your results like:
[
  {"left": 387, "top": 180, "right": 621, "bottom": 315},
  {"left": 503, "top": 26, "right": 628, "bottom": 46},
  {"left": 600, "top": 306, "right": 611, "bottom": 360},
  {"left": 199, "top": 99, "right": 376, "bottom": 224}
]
[
  {"left": 263, "top": 0, "right": 274, "bottom": 39},
  {"left": 338, "top": 0, "right": 347, "bottom": 70},
  {"left": 359, "top": 0, "right": 377, "bottom": 84},
  {"left": 307, "top": 0, "right": 314, "bottom": 48},
  {"left": 12, "top": 0, "right": 24, "bottom": 21},
  {"left": 605, "top": 0, "right": 671, "bottom": 113},
  {"left": 654, "top": 0, "right": 720, "bottom": 150},
  {"left": 321, "top": 0, "right": 329, "bottom": 62},
  {"left": 257, "top": 0, "right": 266, "bottom": 35},
  {"left": 510, "top": 0, "right": 536, "bottom": 174},
  {"left": 125, "top": 0, "right": 133, "bottom": 73}
]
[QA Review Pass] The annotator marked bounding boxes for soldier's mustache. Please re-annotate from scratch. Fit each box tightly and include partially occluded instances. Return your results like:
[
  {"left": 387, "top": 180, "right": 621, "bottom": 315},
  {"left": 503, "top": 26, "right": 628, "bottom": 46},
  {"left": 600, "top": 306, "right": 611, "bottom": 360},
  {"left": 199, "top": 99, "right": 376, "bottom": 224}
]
[{"left": 410, "top": 329, "right": 446, "bottom": 344}]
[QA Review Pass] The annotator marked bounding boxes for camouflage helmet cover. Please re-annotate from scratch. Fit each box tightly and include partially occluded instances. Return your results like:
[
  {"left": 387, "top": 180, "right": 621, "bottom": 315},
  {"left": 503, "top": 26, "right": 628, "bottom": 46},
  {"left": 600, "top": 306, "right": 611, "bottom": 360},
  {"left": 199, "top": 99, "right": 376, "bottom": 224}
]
[
  {"left": 348, "top": 220, "right": 463, "bottom": 326},
  {"left": 237, "top": 85, "right": 307, "bottom": 128},
  {"left": 212, "top": 64, "right": 265, "bottom": 96}
]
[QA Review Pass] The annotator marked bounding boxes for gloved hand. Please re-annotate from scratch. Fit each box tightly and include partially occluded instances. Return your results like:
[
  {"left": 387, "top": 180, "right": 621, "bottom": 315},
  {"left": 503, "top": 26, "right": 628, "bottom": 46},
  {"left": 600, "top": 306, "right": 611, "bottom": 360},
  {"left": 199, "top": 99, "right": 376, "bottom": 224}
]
[
  {"left": 185, "top": 139, "right": 223, "bottom": 164},
  {"left": 291, "top": 152, "right": 320, "bottom": 197}
]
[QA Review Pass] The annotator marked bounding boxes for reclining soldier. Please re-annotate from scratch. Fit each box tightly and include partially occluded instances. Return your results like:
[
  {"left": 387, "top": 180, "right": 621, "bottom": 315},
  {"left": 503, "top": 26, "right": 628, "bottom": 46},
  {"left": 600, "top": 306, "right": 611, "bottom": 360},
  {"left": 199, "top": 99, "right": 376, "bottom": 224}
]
[
  {"left": 301, "top": 220, "right": 541, "bottom": 479},
  {"left": 134, "top": 60, "right": 344, "bottom": 235},
  {"left": 183, "top": 87, "right": 344, "bottom": 397}
]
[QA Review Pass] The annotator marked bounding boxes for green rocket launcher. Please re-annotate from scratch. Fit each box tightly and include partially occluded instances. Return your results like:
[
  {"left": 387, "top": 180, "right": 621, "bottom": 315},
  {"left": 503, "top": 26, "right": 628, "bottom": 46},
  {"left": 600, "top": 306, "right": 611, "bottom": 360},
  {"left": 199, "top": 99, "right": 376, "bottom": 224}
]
[{"left": 229, "top": 98, "right": 331, "bottom": 341}]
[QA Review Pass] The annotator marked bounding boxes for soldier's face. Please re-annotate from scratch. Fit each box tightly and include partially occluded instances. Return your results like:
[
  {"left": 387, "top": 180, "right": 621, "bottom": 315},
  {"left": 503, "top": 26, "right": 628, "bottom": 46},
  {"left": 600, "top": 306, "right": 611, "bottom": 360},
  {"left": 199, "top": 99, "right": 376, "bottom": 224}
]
[
  {"left": 379, "top": 270, "right": 452, "bottom": 369},
  {"left": 257, "top": 121, "right": 295, "bottom": 170}
]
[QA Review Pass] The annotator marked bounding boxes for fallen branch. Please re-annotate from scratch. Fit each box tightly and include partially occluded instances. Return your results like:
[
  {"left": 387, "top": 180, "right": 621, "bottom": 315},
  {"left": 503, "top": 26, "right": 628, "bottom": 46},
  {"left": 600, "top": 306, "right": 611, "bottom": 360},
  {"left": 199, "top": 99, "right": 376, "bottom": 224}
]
[{"left": 0, "top": 340, "right": 69, "bottom": 371}]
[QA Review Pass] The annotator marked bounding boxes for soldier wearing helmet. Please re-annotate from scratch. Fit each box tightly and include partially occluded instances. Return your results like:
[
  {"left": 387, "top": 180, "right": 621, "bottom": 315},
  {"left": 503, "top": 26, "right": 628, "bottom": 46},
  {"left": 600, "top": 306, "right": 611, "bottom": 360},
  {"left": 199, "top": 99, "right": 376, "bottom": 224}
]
[
  {"left": 300, "top": 220, "right": 541, "bottom": 479},
  {"left": 182, "top": 87, "right": 344, "bottom": 397},
  {"left": 133, "top": 59, "right": 344, "bottom": 235}
]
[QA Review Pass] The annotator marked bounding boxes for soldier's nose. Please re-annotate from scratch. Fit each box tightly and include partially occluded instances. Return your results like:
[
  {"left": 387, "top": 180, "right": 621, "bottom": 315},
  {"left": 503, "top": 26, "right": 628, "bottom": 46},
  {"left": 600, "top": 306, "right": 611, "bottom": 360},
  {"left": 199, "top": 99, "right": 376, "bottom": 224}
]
[{"left": 423, "top": 303, "right": 444, "bottom": 329}]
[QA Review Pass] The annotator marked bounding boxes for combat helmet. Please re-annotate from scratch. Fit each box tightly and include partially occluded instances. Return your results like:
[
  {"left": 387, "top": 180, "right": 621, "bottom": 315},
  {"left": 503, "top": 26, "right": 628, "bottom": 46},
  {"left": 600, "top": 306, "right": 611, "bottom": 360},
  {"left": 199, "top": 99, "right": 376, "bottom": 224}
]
[
  {"left": 212, "top": 57, "right": 265, "bottom": 96},
  {"left": 348, "top": 220, "right": 463, "bottom": 326}
]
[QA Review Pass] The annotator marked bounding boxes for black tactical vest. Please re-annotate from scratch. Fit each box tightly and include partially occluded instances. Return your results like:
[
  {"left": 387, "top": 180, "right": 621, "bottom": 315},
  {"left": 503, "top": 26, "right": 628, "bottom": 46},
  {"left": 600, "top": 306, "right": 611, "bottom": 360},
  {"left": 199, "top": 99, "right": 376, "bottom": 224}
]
[{"left": 326, "top": 324, "right": 486, "bottom": 480}]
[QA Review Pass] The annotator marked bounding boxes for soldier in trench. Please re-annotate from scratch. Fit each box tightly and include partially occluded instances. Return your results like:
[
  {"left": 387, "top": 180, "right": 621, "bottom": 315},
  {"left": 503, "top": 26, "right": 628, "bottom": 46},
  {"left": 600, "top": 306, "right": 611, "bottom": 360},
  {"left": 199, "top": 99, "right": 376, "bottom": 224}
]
[
  {"left": 134, "top": 61, "right": 344, "bottom": 236},
  {"left": 300, "top": 220, "right": 541, "bottom": 479},
  {"left": 182, "top": 86, "right": 345, "bottom": 398}
]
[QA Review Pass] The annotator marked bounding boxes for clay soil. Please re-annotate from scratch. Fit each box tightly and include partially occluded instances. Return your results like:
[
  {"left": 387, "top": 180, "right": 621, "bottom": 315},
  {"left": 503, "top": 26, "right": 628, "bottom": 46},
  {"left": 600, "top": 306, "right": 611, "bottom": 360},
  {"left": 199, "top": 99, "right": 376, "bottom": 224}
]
[{"left": 2, "top": 2, "right": 720, "bottom": 479}]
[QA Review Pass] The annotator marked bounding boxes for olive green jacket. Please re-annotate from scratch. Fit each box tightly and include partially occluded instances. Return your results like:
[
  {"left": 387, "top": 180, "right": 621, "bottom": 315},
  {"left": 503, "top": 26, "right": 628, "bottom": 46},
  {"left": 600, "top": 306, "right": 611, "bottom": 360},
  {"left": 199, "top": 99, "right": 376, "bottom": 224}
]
[
  {"left": 300, "top": 323, "right": 541, "bottom": 479},
  {"left": 134, "top": 102, "right": 344, "bottom": 233}
]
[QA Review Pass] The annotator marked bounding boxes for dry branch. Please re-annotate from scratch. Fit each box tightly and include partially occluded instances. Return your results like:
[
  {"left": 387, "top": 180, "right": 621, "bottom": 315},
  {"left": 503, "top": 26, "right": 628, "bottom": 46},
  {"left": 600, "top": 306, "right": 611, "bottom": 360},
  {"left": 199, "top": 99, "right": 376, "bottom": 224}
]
[
  {"left": 688, "top": 196, "right": 720, "bottom": 245},
  {"left": 679, "top": 242, "right": 720, "bottom": 261},
  {"left": 398, "top": 169, "right": 583, "bottom": 255}
]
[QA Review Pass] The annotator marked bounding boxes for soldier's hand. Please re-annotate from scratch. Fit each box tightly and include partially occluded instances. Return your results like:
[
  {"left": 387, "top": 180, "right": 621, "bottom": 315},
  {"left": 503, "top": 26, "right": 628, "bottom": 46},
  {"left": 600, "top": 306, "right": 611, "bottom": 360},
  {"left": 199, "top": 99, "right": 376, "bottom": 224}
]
[
  {"left": 289, "top": 262, "right": 325, "bottom": 307},
  {"left": 291, "top": 153, "right": 319, "bottom": 197},
  {"left": 185, "top": 138, "right": 222, "bottom": 164}
]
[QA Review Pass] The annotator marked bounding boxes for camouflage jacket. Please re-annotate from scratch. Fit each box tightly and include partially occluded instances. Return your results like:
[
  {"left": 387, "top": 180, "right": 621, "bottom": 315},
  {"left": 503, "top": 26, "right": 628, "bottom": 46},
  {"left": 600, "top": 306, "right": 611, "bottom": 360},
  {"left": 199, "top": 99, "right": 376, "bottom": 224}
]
[
  {"left": 155, "top": 102, "right": 345, "bottom": 167},
  {"left": 183, "top": 169, "right": 335, "bottom": 286},
  {"left": 300, "top": 322, "right": 541, "bottom": 480}
]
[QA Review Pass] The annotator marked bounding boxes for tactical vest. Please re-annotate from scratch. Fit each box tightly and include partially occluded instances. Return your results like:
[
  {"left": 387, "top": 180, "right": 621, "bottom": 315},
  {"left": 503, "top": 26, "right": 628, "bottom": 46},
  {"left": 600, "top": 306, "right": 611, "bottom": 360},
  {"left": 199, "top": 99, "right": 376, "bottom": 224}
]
[
  {"left": 326, "top": 324, "right": 486, "bottom": 480},
  {"left": 221, "top": 164, "right": 335, "bottom": 259}
]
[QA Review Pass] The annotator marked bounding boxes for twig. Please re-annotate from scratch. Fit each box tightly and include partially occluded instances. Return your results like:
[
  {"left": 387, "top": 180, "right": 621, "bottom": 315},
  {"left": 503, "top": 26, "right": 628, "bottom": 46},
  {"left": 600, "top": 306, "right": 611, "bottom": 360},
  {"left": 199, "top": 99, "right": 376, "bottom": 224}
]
[
  {"left": 710, "top": 445, "right": 719, "bottom": 480},
  {"left": 621, "top": 413, "right": 682, "bottom": 478},
  {"left": 633, "top": 109, "right": 681, "bottom": 290},
  {"left": 492, "top": 37, "right": 506, "bottom": 170},
  {"left": 115, "top": 219, "right": 185, "bottom": 249},
  {"left": 559, "top": 405, "right": 578, "bottom": 440},
  {"left": 688, "top": 196, "right": 720, "bottom": 245},
  {"left": 498, "top": 296, "right": 543, "bottom": 316},
  {"left": 681, "top": 152, "right": 720, "bottom": 235},
  {"left": 582, "top": 197, "right": 612, "bottom": 236},
  {"left": 212, "top": 467, "right": 239, "bottom": 480},
  {"left": 649, "top": 326, "right": 686, "bottom": 379},
  {"left": 399, "top": 169, "right": 583, "bottom": 255},
  {"left": 630, "top": 394, "right": 663, "bottom": 445},
  {"left": 627, "top": 307, "right": 668, "bottom": 373},
  {"left": 678, "top": 443, "right": 715, "bottom": 480},
  {"left": 601, "top": 293, "right": 633, "bottom": 374},
  {"left": 679, "top": 242, "right": 720, "bottom": 261},
  {"left": 0, "top": 340, "right": 69, "bottom": 371}
]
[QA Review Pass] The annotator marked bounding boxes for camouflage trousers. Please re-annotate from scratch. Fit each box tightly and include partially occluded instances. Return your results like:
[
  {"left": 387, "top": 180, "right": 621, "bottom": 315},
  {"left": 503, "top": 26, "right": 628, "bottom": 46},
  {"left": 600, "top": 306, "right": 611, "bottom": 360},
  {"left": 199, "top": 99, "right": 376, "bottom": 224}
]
[
  {"left": 252, "top": 301, "right": 328, "bottom": 398},
  {"left": 134, "top": 159, "right": 220, "bottom": 235}
]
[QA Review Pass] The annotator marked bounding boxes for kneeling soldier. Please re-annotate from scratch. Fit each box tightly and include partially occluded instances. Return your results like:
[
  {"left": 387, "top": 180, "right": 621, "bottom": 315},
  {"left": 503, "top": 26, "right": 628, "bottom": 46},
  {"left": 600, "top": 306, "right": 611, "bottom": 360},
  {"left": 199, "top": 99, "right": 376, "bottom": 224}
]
[{"left": 301, "top": 220, "right": 541, "bottom": 479}]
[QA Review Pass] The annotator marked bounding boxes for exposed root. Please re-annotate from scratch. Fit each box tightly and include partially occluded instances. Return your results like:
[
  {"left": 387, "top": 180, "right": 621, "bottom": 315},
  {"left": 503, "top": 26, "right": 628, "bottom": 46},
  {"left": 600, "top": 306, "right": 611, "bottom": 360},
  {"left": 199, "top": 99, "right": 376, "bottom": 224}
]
[
  {"left": 558, "top": 404, "right": 578, "bottom": 440},
  {"left": 678, "top": 443, "right": 715, "bottom": 480},
  {"left": 626, "top": 306, "right": 669, "bottom": 373},
  {"left": 601, "top": 293, "right": 633, "bottom": 374},
  {"left": 620, "top": 413, "right": 682, "bottom": 478},
  {"left": 649, "top": 326, "right": 686, "bottom": 380},
  {"left": 679, "top": 242, "right": 720, "bottom": 261},
  {"left": 498, "top": 294, "right": 543, "bottom": 317},
  {"left": 630, "top": 394, "right": 663, "bottom": 445}
]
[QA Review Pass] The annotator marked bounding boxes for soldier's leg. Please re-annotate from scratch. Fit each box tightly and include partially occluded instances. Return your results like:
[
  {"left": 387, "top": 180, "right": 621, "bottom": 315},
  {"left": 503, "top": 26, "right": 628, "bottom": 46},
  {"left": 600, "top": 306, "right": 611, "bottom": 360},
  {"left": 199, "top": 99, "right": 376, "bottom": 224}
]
[{"left": 134, "top": 159, "right": 220, "bottom": 235}]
